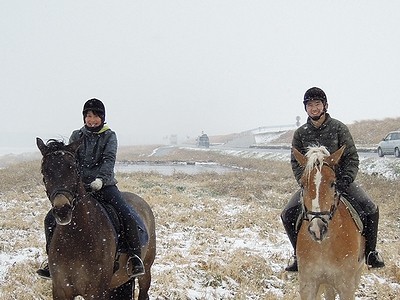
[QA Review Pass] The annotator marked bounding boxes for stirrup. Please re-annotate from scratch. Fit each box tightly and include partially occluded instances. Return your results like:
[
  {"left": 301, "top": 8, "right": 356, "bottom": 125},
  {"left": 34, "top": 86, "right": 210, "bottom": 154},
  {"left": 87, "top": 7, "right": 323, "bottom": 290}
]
[
  {"left": 126, "top": 254, "right": 145, "bottom": 278},
  {"left": 366, "top": 251, "right": 385, "bottom": 269},
  {"left": 36, "top": 261, "right": 51, "bottom": 280}
]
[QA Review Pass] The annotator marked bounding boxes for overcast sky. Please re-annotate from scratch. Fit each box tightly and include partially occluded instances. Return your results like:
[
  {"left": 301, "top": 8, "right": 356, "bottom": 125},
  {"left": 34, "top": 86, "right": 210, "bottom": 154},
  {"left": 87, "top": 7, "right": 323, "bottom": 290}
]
[{"left": 2, "top": 1, "right": 400, "bottom": 147}]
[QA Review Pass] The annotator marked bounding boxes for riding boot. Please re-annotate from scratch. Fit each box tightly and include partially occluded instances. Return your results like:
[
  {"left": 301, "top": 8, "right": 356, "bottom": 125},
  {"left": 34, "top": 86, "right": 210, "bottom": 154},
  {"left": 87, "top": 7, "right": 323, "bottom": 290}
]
[
  {"left": 125, "top": 216, "right": 145, "bottom": 278},
  {"left": 364, "top": 207, "right": 385, "bottom": 268},
  {"left": 282, "top": 219, "right": 298, "bottom": 272},
  {"left": 37, "top": 211, "right": 56, "bottom": 279},
  {"left": 281, "top": 197, "right": 301, "bottom": 272},
  {"left": 98, "top": 185, "right": 146, "bottom": 277}
]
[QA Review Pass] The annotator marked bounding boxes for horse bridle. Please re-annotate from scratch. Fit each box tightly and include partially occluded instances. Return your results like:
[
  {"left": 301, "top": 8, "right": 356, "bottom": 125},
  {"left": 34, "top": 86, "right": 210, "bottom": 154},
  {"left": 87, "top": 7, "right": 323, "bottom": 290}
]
[
  {"left": 302, "top": 192, "right": 340, "bottom": 224},
  {"left": 301, "top": 161, "right": 341, "bottom": 224},
  {"left": 42, "top": 149, "right": 81, "bottom": 209}
]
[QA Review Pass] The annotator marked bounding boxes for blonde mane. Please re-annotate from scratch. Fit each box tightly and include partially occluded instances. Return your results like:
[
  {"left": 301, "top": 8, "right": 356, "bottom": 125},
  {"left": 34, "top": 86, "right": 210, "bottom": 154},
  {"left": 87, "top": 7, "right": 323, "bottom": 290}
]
[{"left": 303, "top": 146, "right": 330, "bottom": 176}]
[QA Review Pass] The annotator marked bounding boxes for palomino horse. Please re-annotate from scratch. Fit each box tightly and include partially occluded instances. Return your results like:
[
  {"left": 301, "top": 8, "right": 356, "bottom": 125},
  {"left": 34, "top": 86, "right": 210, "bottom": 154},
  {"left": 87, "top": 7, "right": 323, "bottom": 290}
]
[
  {"left": 36, "top": 138, "right": 156, "bottom": 300},
  {"left": 293, "top": 146, "right": 364, "bottom": 300}
]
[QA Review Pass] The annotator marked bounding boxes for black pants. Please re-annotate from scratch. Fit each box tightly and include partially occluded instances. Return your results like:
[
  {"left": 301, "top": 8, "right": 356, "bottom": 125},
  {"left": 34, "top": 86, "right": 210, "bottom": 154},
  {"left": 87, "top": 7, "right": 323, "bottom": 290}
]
[
  {"left": 44, "top": 185, "right": 143, "bottom": 258},
  {"left": 94, "top": 185, "right": 143, "bottom": 256}
]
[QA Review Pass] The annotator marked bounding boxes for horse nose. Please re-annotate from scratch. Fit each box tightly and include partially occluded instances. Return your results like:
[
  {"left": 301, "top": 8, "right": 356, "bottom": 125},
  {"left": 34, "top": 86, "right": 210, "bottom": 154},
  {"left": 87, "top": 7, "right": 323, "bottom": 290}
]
[
  {"left": 52, "top": 194, "right": 73, "bottom": 225},
  {"left": 308, "top": 219, "right": 328, "bottom": 242},
  {"left": 52, "top": 205, "right": 73, "bottom": 225},
  {"left": 53, "top": 193, "right": 70, "bottom": 207}
]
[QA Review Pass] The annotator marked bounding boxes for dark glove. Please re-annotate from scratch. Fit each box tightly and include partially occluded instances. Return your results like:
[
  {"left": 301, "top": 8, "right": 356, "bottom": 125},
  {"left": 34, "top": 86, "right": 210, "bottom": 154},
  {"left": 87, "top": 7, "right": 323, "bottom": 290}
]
[{"left": 336, "top": 176, "right": 352, "bottom": 192}]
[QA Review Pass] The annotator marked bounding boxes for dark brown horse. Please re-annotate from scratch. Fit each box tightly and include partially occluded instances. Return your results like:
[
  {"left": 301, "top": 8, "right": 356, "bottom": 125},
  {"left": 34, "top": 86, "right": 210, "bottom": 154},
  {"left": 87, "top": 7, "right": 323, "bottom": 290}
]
[
  {"left": 293, "top": 146, "right": 364, "bottom": 300},
  {"left": 36, "top": 137, "right": 156, "bottom": 300}
]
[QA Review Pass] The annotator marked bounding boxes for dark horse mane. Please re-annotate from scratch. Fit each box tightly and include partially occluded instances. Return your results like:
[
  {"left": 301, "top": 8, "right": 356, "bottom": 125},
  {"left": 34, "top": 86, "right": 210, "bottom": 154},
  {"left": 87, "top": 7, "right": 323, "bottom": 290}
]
[
  {"left": 43, "top": 139, "right": 69, "bottom": 152},
  {"left": 40, "top": 139, "right": 78, "bottom": 177}
]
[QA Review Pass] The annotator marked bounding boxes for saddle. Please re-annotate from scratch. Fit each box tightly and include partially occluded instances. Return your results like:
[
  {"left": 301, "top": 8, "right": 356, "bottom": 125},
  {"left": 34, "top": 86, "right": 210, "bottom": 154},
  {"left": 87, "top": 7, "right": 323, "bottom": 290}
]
[
  {"left": 100, "top": 203, "right": 147, "bottom": 274},
  {"left": 101, "top": 202, "right": 148, "bottom": 249}
]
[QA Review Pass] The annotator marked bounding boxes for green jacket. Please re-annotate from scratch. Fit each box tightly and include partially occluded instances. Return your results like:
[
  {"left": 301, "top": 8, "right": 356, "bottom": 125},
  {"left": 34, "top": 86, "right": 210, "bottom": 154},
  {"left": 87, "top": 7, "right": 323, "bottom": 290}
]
[
  {"left": 69, "top": 124, "right": 118, "bottom": 186},
  {"left": 291, "top": 113, "right": 359, "bottom": 188}
]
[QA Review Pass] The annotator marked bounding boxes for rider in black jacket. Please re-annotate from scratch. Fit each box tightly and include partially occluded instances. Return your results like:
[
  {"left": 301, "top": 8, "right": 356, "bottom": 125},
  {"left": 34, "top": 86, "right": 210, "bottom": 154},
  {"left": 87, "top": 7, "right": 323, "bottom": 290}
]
[{"left": 281, "top": 87, "right": 385, "bottom": 271}]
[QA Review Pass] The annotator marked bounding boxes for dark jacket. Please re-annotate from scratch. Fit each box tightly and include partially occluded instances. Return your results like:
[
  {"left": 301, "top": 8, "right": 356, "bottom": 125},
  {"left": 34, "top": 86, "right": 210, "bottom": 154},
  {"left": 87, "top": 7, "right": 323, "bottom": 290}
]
[
  {"left": 291, "top": 113, "right": 359, "bottom": 189},
  {"left": 69, "top": 124, "right": 118, "bottom": 186}
]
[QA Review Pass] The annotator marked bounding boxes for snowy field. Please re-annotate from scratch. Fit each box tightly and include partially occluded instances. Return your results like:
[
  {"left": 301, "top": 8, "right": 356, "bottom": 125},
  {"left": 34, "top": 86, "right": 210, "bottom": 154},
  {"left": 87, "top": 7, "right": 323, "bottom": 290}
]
[{"left": 0, "top": 146, "right": 399, "bottom": 299}]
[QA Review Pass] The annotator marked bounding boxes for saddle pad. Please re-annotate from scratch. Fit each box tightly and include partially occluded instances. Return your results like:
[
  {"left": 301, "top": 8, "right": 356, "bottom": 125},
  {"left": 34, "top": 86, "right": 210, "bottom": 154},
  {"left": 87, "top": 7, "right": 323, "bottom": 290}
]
[
  {"left": 102, "top": 203, "right": 149, "bottom": 248},
  {"left": 340, "top": 195, "right": 364, "bottom": 233}
]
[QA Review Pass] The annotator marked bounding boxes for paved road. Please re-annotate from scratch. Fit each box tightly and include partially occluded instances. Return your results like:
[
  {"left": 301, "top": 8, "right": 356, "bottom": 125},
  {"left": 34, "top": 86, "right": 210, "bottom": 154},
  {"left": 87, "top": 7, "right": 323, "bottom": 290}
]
[{"left": 157, "top": 143, "right": 396, "bottom": 161}]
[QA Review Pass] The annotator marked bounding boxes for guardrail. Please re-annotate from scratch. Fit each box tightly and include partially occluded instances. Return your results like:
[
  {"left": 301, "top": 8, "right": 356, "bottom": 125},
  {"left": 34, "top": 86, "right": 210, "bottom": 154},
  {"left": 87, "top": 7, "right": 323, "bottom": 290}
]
[{"left": 250, "top": 144, "right": 377, "bottom": 153}]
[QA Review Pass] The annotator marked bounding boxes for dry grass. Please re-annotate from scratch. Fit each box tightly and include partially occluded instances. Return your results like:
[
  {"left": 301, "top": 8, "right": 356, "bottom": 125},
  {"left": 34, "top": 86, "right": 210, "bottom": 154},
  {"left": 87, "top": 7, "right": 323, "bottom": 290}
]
[
  {"left": 349, "top": 117, "right": 400, "bottom": 145},
  {"left": 0, "top": 147, "right": 399, "bottom": 299}
]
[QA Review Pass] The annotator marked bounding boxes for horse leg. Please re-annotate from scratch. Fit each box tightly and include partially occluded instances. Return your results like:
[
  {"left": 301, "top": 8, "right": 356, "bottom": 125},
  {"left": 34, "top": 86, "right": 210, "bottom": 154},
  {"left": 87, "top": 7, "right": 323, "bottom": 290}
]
[
  {"left": 110, "top": 279, "right": 134, "bottom": 299},
  {"left": 52, "top": 288, "right": 67, "bottom": 300},
  {"left": 137, "top": 271, "right": 152, "bottom": 300},
  {"left": 52, "top": 281, "right": 75, "bottom": 300},
  {"left": 336, "top": 282, "right": 357, "bottom": 300},
  {"left": 83, "top": 290, "right": 111, "bottom": 300},
  {"left": 322, "top": 285, "right": 336, "bottom": 300},
  {"left": 299, "top": 279, "right": 320, "bottom": 300},
  {"left": 52, "top": 289, "right": 75, "bottom": 300}
]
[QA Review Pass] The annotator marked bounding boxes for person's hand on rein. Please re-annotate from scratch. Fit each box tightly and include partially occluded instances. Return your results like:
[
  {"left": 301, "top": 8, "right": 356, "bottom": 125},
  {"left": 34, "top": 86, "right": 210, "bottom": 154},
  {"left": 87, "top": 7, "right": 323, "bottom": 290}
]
[{"left": 90, "top": 178, "right": 103, "bottom": 191}]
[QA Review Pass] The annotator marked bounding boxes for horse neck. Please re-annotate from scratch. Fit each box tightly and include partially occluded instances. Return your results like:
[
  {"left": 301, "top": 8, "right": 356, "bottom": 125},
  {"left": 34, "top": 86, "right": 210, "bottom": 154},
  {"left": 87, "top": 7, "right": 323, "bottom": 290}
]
[{"left": 332, "top": 200, "right": 352, "bottom": 223}]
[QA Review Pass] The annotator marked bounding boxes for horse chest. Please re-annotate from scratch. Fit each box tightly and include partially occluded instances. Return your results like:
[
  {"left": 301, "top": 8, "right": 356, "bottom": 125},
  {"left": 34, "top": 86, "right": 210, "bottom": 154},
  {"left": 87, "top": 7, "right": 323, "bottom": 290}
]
[{"left": 51, "top": 215, "right": 116, "bottom": 257}]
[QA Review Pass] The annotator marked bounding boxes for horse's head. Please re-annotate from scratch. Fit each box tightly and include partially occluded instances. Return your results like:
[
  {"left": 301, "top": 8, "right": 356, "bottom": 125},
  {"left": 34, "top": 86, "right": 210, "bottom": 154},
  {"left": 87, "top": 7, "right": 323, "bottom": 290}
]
[
  {"left": 293, "top": 145, "right": 345, "bottom": 242},
  {"left": 37, "top": 137, "right": 83, "bottom": 225}
]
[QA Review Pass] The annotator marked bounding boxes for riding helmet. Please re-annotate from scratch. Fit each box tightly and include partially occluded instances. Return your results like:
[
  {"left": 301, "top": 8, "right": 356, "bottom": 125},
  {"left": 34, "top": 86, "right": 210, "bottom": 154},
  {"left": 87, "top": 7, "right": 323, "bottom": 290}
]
[
  {"left": 303, "top": 87, "right": 327, "bottom": 105},
  {"left": 82, "top": 98, "right": 106, "bottom": 121}
]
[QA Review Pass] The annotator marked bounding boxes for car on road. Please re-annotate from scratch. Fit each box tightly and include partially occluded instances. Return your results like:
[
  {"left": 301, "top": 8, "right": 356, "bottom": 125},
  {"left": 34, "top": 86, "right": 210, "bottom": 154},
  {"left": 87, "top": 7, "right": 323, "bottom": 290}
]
[{"left": 377, "top": 131, "right": 400, "bottom": 157}]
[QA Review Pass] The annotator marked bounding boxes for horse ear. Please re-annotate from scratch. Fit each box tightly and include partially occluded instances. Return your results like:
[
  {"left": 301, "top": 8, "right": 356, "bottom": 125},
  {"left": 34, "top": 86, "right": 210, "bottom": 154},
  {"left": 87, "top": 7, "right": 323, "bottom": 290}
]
[
  {"left": 67, "top": 137, "right": 83, "bottom": 153},
  {"left": 292, "top": 147, "right": 307, "bottom": 166},
  {"left": 36, "top": 137, "right": 48, "bottom": 156},
  {"left": 325, "top": 145, "right": 346, "bottom": 167}
]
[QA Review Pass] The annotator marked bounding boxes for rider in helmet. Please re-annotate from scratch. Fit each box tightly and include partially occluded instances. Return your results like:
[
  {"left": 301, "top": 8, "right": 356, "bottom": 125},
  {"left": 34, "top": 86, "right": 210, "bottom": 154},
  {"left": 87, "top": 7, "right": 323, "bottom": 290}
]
[
  {"left": 37, "top": 98, "right": 145, "bottom": 279},
  {"left": 281, "top": 87, "right": 385, "bottom": 271}
]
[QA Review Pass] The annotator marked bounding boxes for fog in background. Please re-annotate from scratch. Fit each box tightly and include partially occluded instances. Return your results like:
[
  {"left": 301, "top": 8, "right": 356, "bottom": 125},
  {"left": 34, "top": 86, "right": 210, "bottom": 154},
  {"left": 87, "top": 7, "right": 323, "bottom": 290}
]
[{"left": 2, "top": 1, "right": 400, "bottom": 149}]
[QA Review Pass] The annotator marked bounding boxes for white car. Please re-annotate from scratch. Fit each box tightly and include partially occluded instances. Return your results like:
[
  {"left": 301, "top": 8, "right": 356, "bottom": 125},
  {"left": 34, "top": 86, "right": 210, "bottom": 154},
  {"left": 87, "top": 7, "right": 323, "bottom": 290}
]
[{"left": 377, "top": 131, "right": 400, "bottom": 157}]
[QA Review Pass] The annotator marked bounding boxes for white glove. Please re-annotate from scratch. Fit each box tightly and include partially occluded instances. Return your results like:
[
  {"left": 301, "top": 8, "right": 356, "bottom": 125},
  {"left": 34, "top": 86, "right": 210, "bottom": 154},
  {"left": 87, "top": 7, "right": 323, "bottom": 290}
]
[{"left": 90, "top": 178, "right": 103, "bottom": 191}]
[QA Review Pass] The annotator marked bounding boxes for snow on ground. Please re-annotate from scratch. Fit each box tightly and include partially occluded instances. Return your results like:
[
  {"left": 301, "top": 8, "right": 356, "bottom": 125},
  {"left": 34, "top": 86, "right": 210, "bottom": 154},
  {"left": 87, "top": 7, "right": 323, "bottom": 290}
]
[
  {"left": 359, "top": 156, "right": 400, "bottom": 180},
  {"left": 0, "top": 147, "right": 399, "bottom": 299},
  {"left": 209, "top": 146, "right": 400, "bottom": 180}
]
